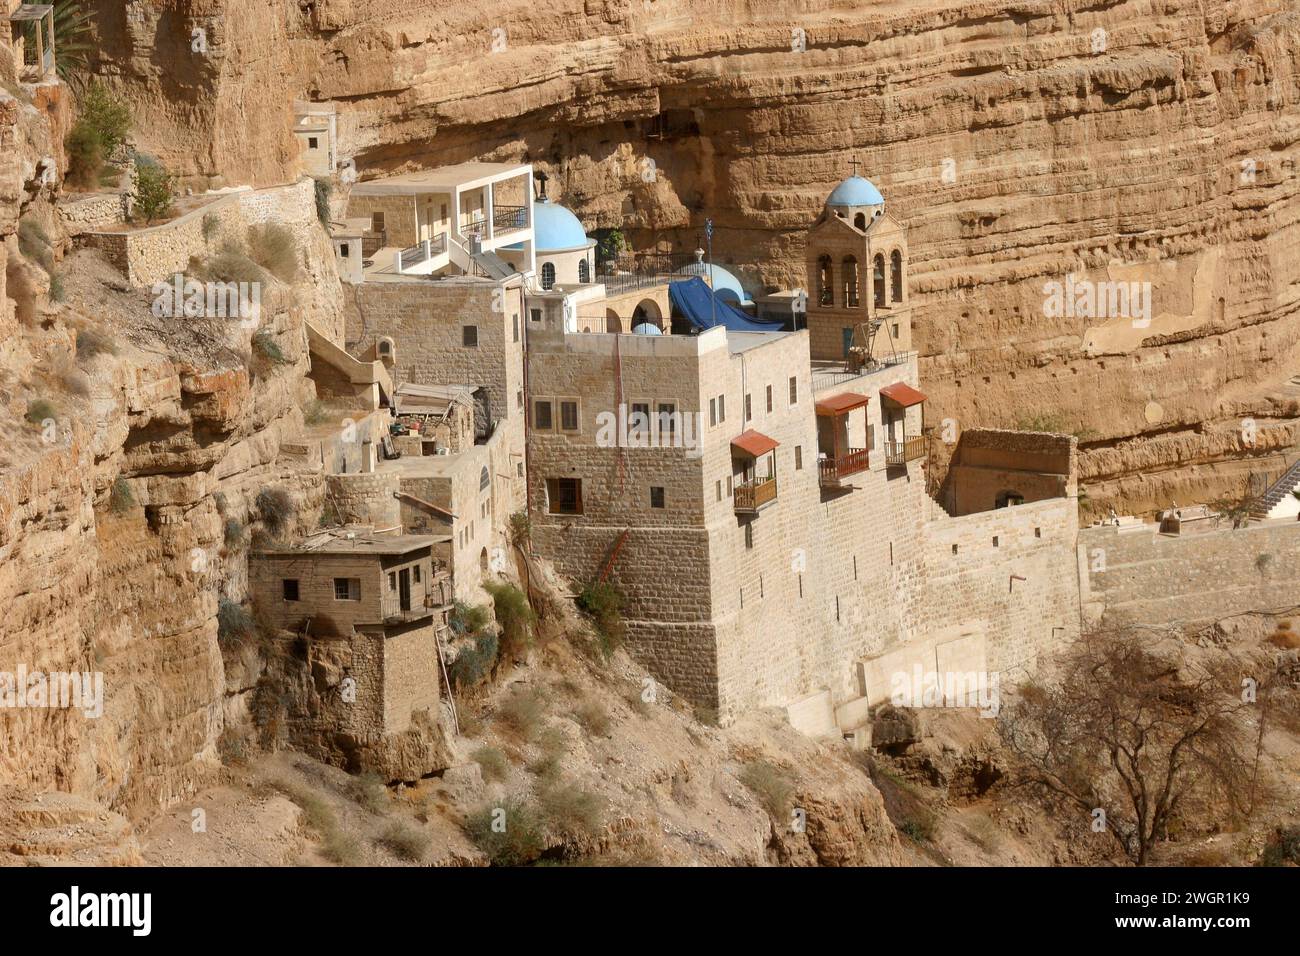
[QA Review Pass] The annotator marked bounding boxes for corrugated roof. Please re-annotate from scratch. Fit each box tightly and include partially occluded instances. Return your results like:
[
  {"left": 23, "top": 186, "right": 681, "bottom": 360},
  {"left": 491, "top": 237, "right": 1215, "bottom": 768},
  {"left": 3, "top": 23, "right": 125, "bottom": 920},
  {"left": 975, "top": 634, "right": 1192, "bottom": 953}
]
[
  {"left": 880, "top": 382, "right": 927, "bottom": 407},
  {"left": 394, "top": 382, "right": 477, "bottom": 416},
  {"left": 815, "top": 392, "right": 870, "bottom": 416},
  {"left": 731, "top": 429, "right": 780, "bottom": 458}
]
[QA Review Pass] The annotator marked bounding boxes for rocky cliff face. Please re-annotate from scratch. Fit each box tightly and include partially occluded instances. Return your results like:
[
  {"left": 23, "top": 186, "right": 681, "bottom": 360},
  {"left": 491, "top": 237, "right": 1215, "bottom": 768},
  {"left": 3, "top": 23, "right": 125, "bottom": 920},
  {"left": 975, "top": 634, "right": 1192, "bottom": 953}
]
[{"left": 90, "top": 0, "right": 1300, "bottom": 514}]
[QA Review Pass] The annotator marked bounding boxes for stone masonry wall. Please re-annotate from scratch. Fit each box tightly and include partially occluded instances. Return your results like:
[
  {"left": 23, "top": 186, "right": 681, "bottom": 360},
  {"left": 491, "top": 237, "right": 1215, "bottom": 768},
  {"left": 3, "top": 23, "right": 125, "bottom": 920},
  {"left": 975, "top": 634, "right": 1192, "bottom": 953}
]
[{"left": 1082, "top": 520, "right": 1300, "bottom": 626}]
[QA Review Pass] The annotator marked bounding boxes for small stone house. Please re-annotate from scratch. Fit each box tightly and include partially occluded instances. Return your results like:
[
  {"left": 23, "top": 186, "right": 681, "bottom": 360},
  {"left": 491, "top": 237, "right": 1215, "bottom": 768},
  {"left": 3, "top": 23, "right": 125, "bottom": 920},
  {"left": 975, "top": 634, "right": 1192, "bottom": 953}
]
[{"left": 248, "top": 530, "right": 454, "bottom": 776}]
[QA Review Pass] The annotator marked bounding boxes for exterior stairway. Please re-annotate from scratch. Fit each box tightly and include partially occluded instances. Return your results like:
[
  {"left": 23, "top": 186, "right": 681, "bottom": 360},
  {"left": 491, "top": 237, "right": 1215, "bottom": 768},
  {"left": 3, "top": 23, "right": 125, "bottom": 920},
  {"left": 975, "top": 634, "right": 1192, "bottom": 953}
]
[{"left": 1249, "top": 458, "right": 1300, "bottom": 520}]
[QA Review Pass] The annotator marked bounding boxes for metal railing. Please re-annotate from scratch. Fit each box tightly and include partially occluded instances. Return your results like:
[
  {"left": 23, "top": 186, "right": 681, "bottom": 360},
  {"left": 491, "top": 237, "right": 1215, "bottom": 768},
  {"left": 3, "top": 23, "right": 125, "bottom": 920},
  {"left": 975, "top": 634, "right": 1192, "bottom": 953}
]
[
  {"left": 599, "top": 252, "right": 701, "bottom": 297},
  {"left": 734, "top": 475, "right": 778, "bottom": 513},
  {"left": 492, "top": 205, "right": 528, "bottom": 234},
  {"left": 885, "top": 436, "right": 925, "bottom": 467},
  {"left": 399, "top": 242, "right": 429, "bottom": 270},
  {"left": 818, "top": 448, "right": 870, "bottom": 484}
]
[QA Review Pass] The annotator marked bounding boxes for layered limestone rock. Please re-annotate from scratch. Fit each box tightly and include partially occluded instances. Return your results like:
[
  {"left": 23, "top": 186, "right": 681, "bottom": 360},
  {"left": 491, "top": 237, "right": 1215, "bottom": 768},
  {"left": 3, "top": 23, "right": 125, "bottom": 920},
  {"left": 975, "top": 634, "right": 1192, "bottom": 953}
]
[{"left": 91, "top": 0, "right": 1300, "bottom": 514}]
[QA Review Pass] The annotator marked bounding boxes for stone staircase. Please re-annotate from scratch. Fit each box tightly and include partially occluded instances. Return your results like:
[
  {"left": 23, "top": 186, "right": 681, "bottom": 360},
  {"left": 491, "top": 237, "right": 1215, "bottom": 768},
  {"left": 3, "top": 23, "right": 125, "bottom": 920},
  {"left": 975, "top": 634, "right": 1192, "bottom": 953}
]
[
  {"left": 3, "top": 792, "right": 141, "bottom": 866},
  {"left": 1249, "top": 458, "right": 1300, "bottom": 520}
]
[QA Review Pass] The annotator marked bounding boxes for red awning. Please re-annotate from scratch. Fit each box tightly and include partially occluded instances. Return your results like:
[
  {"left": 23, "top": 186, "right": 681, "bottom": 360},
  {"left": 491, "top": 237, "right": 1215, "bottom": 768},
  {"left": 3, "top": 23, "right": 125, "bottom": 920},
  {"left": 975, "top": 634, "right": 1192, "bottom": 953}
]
[
  {"left": 731, "top": 429, "right": 780, "bottom": 458},
  {"left": 815, "top": 392, "right": 870, "bottom": 416},
  {"left": 880, "top": 382, "right": 927, "bottom": 407}
]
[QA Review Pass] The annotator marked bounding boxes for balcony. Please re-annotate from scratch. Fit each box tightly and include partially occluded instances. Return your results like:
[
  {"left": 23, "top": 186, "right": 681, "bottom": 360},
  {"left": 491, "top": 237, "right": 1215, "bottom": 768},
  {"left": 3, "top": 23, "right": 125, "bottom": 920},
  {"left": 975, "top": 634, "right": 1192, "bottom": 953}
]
[
  {"left": 819, "top": 448, "right": 870, "bottom": 487},
  {"left": 492, "top": 204, "right": 528, "bottom": 235},
  {"left": 734, "top": 475, "right": 778, "bottom": 514},
  {"left": 885, "top": 436, "right": 925, "bottom": 467}
]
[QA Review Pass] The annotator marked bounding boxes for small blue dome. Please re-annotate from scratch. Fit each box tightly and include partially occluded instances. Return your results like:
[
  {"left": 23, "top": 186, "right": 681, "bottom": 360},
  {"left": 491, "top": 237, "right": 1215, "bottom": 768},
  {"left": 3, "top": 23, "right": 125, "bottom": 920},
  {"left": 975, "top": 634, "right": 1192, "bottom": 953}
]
[
  {"left": 532, "top": 198, "right": 592, "bottom": 251},
  {"left": 826, "top": 175, "right": 884, "bottom": 208},
  {"left": 632, "top": 323, "right": 663, "bottom": 336},
  {"left": 675, "top": 261, "right": 752, "bottom": 305}
]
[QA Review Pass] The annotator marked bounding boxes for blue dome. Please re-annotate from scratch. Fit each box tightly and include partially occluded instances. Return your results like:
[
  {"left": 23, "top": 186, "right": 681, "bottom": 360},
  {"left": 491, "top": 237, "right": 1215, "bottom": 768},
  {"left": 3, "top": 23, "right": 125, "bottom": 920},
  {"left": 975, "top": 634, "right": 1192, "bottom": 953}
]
[
  {"left": 675, "top": 261, "right": 752, "bottom": 305},
  {"left": 826, "top": 175, "right": 884, "bottom": 207},
  {"left": 632, "top": 323, "right": 663, "bottom": 336},
  {"left": 532, "top": 198, "right": 592, "bottom": 251}
]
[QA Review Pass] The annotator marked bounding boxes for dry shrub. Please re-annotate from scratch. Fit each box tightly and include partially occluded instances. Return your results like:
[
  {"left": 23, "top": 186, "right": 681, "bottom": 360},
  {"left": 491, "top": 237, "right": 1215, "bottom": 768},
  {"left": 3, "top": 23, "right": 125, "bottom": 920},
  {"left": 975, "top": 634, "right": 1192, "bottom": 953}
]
[
  {"left": 246, "top": 223, "right": 300, "bottom": 283},
  {"left": 739, "top": 759, "right": 796, "bottom": 821}
]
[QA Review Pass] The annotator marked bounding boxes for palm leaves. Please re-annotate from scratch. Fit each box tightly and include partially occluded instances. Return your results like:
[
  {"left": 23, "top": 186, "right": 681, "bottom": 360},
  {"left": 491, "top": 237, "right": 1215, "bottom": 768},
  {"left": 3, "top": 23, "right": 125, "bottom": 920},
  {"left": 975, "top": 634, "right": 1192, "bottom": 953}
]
[{"left": 52, "top": 0, "right": 95, "bottom": 87}]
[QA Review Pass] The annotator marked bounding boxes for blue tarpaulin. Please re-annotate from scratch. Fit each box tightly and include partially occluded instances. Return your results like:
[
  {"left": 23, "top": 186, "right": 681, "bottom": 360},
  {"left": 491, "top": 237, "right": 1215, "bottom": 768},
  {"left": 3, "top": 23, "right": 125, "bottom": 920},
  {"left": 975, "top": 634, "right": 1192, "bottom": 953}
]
[{"left": 668, "top": 277, "right": 785, "bottom": 333}]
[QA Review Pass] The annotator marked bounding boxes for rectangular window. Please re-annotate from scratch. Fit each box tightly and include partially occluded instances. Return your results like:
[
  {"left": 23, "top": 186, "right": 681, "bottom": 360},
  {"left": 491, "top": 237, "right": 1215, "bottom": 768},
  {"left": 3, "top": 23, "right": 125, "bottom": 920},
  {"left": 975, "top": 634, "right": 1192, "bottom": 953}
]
[
  {"left": 709, "top": 398, "right": 717, "bottom": 427},
  {"left": 334, "top": 578, "right": 360, "bottom": 601},
  {"left": 715, "top": 479, "right": 722, "bottom": 502},
  {"left": 867, "top": 424, "right": 876, "bottom": 450},
  {"left": 650, "top": 486, "right": 665, "bottom": 509},
  {"left": 530, "top": 308, "right": 542, "bottom": 323},
  {"left": 413, "top": 565, "right": 421, "bottom": 583},
  {"left": 726, "top": 476, "right": 733, "bottom": 497},
  {"left": 517, "top": 389, "right": 524, "bottom": 410},
  {"left": 795, "top": 446, "right": 803, "bottom": 470},
  {"left": 657, "top": 402, "right": 676, "bottom": 439},
  {"left": 533, "top": 400, "right": 553, "bottom": 430},
  {"left": 546, "top": 478, "right": 583, "bottom": 515},
  {"left": 560, "top": 401, "right": 579, "bottom": 432},
  {"left": 282, "top": 579, "right": 299, "bottom": 602},
  {"left": 308, "top": 136, "right": 318, "bottom": 149},
  {"left": 388, "top": 572, "right": 397, "bottom": 591},
  {"left": 513, "top": 315, "right": 520, "bottom": 343},
  {"left": 744, "top": 394, "right": 752, "bottom": 422},
  {"left": 718, "top": 395, "right": 726, "bottom": 422},
  {"left": 744, "top": 524, "right": 753, "bottom": 550},
  {"left": 788, "top": 376, "right": 797, "bottom": 404},
  {"left": 462, "top": 325, "right": 478, "bottom": 348},
  {"left": 371, "top": 212, "right": 385, "bottom": 233},
  {"left": 631, "top": 402, "right": 651, "bottom": 441},
  {"left": 766, "top": 385, "right": 773, "bottom": 413}
]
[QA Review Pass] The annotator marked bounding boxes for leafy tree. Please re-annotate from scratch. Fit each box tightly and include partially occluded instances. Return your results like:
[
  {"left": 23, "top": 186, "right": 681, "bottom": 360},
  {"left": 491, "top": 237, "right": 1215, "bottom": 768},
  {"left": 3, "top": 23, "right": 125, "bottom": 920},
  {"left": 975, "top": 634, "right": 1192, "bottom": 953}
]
[{"left": 133, "top": 158, "right": 174, "bottom": 224}]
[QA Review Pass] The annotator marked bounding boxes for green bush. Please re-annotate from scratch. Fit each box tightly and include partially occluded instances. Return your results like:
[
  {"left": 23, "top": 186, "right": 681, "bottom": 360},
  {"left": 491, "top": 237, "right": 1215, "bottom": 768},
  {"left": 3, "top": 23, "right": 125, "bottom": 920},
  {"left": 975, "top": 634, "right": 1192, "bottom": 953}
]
[
  {"left": 109, "top": 476, "right": 134, "bottom": 514},
  {"left": 253, "top": 329, "right": 288, "bottom": 366},
  {"left": 449, "top": 630, "right": 499, "bottom": 691},
  {"left": 256, "top": 486, "right": 294, "bottom": 535},
  {"left": 465, "top": 797, "right": 546, "bottom": 866},
  {"left": 739, "top": 760, "right": 795, "bottom": 820},
  {"left": 246, "top": 223, "right": 299, "bottom": 283},
  {"left": 577, "top": 582, "right": 625, "bottom": 660},
  {"left": 25, "top": 398, "right": 57, "bottom": 425},
  {"left": 133, "top": 157, "right": 174, "bottom": 224},
  {"left": 484, "top": 581, "right": 536, "bottom": 659},
  {"left": 471, "top": 746, "right": 510, "bottom": 783},
  {"left": 217, "top": 597, "right": 255, "bottom": 646},
  {"left": 78, "top": 82, "right": 131, "bottom": 155},
  {"left": 450, "top": 600, "right": 492, "bottom": 637},
  {"left": 313, "top": 177, "right": 332, "bottom": 227},
  {"left": 508, "top": 510, "right": 531, "bottom": 546}
]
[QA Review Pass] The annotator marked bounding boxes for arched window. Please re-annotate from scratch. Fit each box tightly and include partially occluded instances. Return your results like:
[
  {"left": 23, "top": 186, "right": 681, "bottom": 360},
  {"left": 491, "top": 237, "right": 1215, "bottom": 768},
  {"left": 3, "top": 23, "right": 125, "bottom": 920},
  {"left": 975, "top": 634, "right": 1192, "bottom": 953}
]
[
  {"left": 890, "top": 249, "right": 903, "bottom": 302},
  {"left": 541, "top": 262, "right": 556, "bottom": 290},
  {"left": 996, "top": 490, "right": 1025, "bottom": 509},
  {"left": 817, "top": 254, "right": 833, "bottom": 306},
  {"left": 873, "top": 254, "right": 886, "bottom": 308},
  {"left": 853, "top": 212, "right": 866, "bottom": 230},
  {"left": 841, "top": 255, "right": 859, "bottom": 307},
  {"left": 479, "top": 466, "right": 490, "bottom": 491},
  {"left": 578, "top": 258, "right": 590, "bottom": 284}
]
